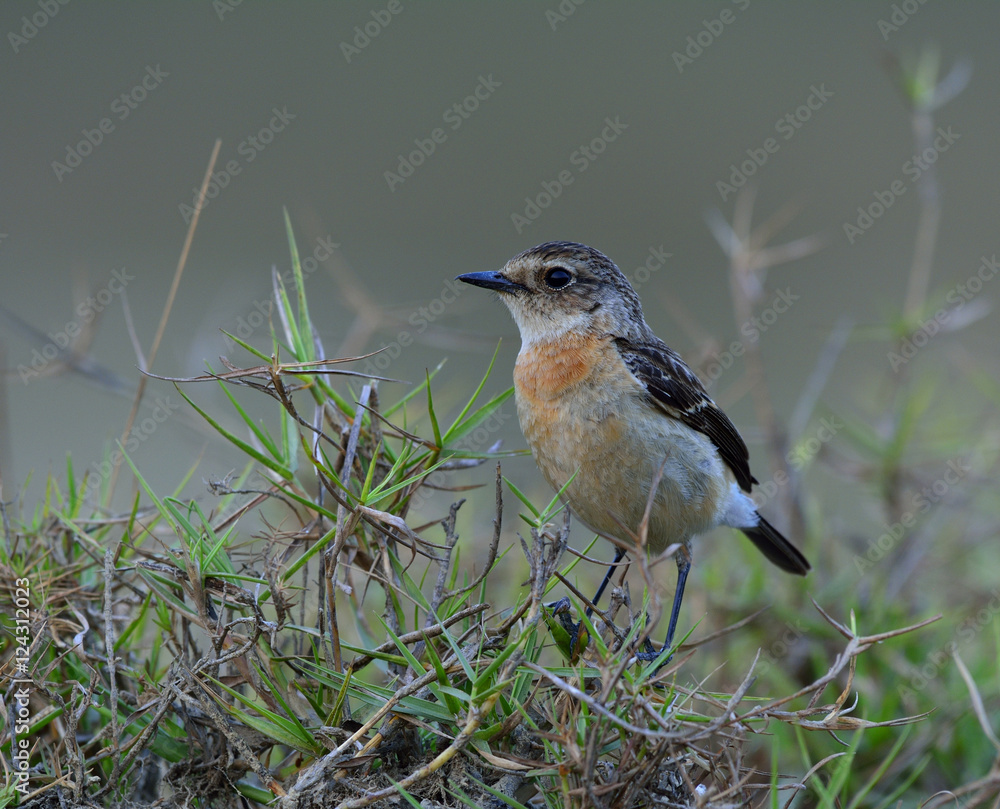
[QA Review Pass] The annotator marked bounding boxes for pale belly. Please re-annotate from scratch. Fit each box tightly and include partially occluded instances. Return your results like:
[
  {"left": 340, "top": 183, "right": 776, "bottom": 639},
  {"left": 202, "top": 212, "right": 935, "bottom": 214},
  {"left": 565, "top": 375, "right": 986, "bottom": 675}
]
[{"left": 514, "top": 342, "right": 728, "bottom": 554}]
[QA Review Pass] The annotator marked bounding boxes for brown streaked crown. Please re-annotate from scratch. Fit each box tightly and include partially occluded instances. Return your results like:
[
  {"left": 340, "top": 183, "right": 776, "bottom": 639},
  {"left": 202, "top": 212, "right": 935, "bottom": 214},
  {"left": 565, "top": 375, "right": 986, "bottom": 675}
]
[{"left": 478, "top": 241, "right": 650, "bottom": 343}]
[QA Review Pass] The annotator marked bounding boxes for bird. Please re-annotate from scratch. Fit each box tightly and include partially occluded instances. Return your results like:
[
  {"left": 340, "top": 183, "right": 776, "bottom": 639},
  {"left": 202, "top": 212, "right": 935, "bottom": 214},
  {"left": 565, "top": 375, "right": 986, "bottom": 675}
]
[{"left": 457, "top": 241, "right": 809, "bottom": 662}]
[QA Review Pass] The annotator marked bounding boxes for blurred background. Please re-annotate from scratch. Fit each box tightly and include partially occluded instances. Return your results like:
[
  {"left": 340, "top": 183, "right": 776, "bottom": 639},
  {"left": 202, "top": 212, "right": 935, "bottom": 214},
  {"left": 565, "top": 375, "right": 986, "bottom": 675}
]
[
  {"left": 3, "top": 1, "right": 1000, "bottom": 797},
  {"left": 2, "top": 2, "right": 996, "bottom": 504}
]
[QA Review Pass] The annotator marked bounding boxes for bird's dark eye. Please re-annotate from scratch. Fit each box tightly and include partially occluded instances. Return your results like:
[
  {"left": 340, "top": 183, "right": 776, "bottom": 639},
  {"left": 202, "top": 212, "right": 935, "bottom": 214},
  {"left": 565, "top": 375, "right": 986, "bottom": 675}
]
[{"left": 544, "top": 267, "right": 573, "bottom": 289}]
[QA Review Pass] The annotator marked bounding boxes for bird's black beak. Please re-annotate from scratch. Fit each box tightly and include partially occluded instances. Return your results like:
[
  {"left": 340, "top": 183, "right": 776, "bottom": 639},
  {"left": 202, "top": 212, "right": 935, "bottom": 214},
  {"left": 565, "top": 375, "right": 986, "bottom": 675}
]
[{"left": 456, "top": 271, "right": 524, "bottom": 293}]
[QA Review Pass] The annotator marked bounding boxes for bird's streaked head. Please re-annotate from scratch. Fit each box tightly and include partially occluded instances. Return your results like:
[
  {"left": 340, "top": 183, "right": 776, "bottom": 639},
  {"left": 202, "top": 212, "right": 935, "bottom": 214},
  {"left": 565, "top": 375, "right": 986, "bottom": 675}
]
[{"left": 457, "top": 241, "right": 648, "bottom": 347}]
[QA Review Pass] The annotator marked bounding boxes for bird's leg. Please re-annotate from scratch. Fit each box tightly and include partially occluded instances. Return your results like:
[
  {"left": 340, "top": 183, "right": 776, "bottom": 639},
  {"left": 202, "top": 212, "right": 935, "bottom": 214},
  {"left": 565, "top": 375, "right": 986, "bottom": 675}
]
[
  {"left": 637, "top": 544, "right": 691, "bottom": 666},
  {"left": 662, "top": 546, "right": 691, "bottom": 653},
  {"left": 587, "top": 545, "right": 626, "bottom": 618}
]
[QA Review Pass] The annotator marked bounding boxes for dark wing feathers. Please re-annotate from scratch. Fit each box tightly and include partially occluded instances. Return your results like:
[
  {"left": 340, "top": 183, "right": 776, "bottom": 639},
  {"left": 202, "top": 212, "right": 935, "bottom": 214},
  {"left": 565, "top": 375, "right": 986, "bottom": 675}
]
[
  {"left": 615, "top": 337, "right": 811, "bottom": 575},
  {"left": 615, "top": 338, "right": 757, "bottom": 492}
]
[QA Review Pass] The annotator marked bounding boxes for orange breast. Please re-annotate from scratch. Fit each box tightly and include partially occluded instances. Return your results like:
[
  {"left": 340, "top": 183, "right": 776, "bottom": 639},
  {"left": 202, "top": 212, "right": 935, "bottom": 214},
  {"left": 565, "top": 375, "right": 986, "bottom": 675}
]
[
  {"left": 513, "top": 333, "right": 630, "bottom": 519},
  {"left": 512, "top": 333, "right": 727, "bottom": 552},
  {"left": 513, "top": 332, "right": 604, "bottom": 404}
]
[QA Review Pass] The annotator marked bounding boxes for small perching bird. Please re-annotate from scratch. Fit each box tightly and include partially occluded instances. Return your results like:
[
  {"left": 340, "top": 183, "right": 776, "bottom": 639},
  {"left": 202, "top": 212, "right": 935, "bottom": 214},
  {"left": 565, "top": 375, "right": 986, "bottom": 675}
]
[{"left": 458, "top": 241, "right": 809, "bottom": 661}]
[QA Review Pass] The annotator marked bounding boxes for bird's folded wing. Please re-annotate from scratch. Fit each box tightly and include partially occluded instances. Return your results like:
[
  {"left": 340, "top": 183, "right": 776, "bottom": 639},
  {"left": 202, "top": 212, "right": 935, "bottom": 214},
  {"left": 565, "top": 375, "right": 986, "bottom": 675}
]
[{"left": 615, "top": 337, "right": 757, "bottom": 492}]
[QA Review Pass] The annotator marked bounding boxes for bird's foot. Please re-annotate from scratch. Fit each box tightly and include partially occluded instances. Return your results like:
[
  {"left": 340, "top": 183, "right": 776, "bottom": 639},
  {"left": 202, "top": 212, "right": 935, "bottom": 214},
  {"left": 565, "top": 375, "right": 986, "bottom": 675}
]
[
  {"left": 633, "top": 641, "right": 674, "bottom": 671},
  {"left": 544, "top": 597, "right": 591, "bottom": 661}
]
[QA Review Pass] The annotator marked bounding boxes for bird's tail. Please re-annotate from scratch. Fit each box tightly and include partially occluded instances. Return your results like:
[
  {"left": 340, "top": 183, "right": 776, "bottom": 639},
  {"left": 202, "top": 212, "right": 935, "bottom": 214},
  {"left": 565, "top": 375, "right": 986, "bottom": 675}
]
[{"left": 742, "top": 516, "right": 810, "bottom": 575}]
